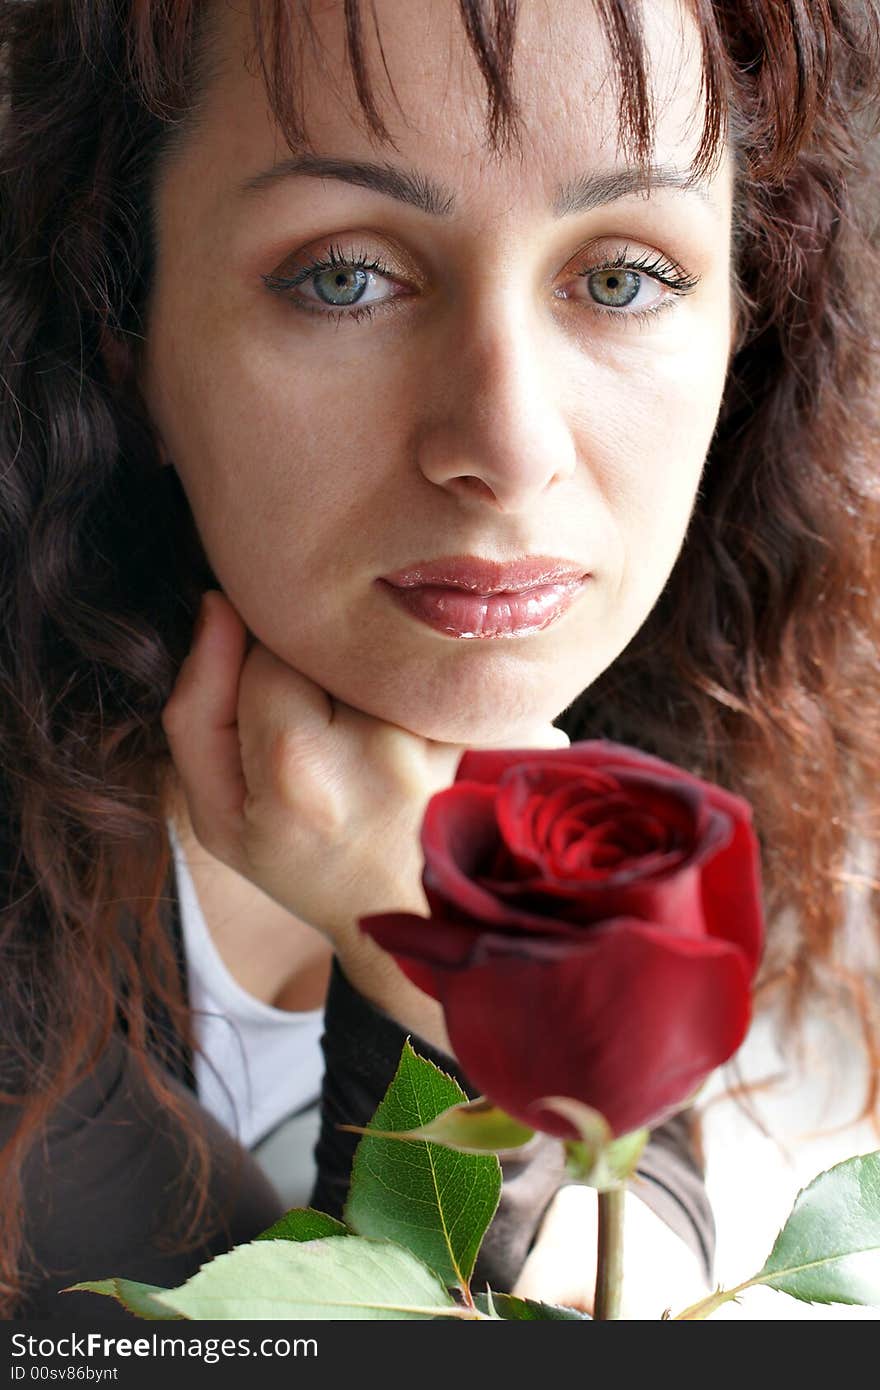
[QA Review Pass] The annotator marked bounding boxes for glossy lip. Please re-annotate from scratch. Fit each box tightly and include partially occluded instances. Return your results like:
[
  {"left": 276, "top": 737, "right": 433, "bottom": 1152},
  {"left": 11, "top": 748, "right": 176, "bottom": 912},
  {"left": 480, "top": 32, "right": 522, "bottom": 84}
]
[
  {"left": 380, "top": 555, "right": 590, "bottom": 594},
  {"left": 379, "top": 576, "right": 590, "bottom": 639}
]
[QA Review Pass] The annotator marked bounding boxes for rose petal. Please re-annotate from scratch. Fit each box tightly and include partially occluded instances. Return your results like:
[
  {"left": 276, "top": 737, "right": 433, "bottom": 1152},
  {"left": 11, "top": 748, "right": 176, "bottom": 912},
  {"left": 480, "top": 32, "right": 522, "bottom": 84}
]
[
  {"left": 435, "top": 921, "right": 753, "bottom": 1138},
  {"left": 474, "top": 858, "right": 711, "bottom": 939},
  {"left": 357, "top": 910, "right": 483, "bottom": 1000},
  {"left": 421, "top": 784, "right": 569, "bottom": 932},
  {"left": 493, "top": 758, "right": 729, "bottom": 890},
  {"left": 495, "top": 764, "right": 620, "bottom": 866},
  {"left": 699, "top": 814, "right": 764, "bottom": 971},
  {"left": 457, "top": 740, "right": 756, "bottom": 845}
]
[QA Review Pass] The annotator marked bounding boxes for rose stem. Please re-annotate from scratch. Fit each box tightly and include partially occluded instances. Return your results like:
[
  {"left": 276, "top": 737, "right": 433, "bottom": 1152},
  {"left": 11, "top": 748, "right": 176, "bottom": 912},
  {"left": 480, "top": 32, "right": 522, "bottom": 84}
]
[{"left": 593, "top": 1187, "right": 626, "bottom": 1320}]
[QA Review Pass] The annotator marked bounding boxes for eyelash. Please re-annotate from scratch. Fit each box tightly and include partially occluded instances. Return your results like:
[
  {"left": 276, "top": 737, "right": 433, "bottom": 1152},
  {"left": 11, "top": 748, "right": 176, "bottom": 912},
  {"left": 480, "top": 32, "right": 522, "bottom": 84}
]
[{"left": 260, "top": 241, "right": 700, "bottom": 328}]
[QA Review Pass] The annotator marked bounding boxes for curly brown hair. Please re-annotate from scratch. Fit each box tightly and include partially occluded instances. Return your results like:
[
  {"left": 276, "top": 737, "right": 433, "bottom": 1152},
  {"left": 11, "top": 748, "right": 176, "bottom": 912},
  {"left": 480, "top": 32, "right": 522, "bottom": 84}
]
[{"left": 1, "top": 0, "right": 878, "bottom": 1318}]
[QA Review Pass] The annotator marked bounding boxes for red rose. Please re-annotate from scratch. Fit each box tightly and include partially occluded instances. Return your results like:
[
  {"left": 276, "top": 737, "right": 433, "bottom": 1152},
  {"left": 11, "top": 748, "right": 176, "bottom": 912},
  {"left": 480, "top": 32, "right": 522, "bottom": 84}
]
[{"left": 359, "top": 739, "right": 764, "bottom": 1139}]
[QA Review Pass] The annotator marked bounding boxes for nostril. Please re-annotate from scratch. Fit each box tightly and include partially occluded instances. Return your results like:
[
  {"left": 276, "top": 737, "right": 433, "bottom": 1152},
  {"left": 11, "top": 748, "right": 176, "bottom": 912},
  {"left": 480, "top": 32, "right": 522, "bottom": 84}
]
[{"left": 456, "top": 476, "right": 496, "bottom": 501}]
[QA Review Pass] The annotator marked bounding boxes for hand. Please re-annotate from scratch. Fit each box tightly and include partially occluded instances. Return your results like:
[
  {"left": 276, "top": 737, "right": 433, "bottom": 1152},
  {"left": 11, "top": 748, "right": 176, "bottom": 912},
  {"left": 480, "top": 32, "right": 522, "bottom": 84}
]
[
  {"left": 512, "top": 1185, "right": 711, "bottom": 1319},
  {"left": 161, "top": 589, "right": 569, "bottom": 1045}
]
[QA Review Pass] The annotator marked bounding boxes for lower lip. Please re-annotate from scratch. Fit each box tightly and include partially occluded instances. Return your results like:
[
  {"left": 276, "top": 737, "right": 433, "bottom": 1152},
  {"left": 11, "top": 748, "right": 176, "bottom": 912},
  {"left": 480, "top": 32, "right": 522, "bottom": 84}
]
[{"left": 378, "top": 578, "right": 589, "bottom": 638}]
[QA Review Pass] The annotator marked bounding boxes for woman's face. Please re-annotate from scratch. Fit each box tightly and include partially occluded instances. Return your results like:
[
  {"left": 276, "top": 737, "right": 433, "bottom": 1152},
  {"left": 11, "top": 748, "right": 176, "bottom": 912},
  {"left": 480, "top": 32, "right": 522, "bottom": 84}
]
[{"left": 140, "top": 0, "right": 733, "bottom": 745}]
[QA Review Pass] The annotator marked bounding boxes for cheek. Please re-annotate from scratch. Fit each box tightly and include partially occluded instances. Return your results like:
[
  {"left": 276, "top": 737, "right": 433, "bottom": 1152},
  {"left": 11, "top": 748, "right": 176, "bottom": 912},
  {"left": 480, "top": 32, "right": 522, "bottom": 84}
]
[
  {"left": 574, "top": 322, "right": 729, "bottom": 608},
  {"left": 143, "top": 298, "right": 410, "bottom": 571}
]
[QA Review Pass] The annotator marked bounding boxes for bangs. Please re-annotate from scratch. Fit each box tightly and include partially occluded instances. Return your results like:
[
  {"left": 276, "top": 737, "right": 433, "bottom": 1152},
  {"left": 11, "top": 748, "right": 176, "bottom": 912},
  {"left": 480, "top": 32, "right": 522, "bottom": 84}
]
[{"left": 135, "top": 0, "right": 730, "bottom": 182}]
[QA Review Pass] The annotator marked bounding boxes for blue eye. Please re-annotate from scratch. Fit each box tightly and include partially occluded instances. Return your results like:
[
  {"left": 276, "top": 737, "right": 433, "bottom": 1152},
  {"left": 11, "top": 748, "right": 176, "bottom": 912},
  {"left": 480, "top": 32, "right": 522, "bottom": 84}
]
[
  {"left": 262, "top": 244, "right": 401, "bottom": 324},
  {"left": 587, "top": 268, "right": 642, "bottom": 308},
  {"left": 263, "top": 242, "right": 700, "bottom": 327},
  {"left": 566, "top": 250, "right": 700, "bottom": 318},
  {"left": 312, "top": 264, "right": 371, "bottom": 306}
]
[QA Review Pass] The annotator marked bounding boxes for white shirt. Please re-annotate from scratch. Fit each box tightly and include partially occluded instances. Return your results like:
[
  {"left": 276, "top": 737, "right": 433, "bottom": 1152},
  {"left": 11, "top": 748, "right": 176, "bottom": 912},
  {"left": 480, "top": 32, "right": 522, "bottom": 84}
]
[{"left": 167, "top": 818, "right": 325, "bottom": 1151}]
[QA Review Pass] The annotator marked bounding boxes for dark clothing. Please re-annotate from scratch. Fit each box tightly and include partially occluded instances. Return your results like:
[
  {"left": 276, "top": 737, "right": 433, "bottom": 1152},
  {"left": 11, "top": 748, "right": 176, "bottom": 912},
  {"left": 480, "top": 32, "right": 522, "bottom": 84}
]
[
  {"left": 10, "top": 1028, "right": 283, "bottom": 1321},
  {"left": 313, "top": 957, "right": 714, "bottom": 1293},
  {"left": 3, "top": 869, "right": 714, "bottom": 1319}
]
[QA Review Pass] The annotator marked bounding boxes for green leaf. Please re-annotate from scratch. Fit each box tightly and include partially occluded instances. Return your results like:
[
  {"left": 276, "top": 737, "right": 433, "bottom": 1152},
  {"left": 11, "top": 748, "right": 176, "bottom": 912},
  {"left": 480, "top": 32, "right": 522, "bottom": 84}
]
[
  {"left": 473, "top": 1290, "right": 591, "bottom": 1320},
  {"left": 343, "top": 1096, "right": 535, "bottom": 1154},
  {"left": 63, "top": 1279, "right": 186, "bottom": 1319},
  {"left": 754, "top": 1151, "right": 880, "bottom": 1306},
  {"left": 147, "top": 1236, "right": 466, "bottom": 1320},
  {"left": 255, "top": 1208, "right": 349, "bottom": 1242},
  {"left": 344, "top": 1041, "right": 501, "bottom": 1290}
]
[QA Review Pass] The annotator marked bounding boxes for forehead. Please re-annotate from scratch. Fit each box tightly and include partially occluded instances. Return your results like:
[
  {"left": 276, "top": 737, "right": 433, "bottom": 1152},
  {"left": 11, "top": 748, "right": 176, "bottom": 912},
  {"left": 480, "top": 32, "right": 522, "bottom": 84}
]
[{"left": 171, "top": 0, "right": 717, "bottom": 214}]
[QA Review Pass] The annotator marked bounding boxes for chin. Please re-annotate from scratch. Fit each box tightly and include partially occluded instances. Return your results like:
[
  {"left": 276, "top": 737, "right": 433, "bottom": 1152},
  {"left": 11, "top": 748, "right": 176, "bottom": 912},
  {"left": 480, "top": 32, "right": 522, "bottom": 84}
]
[
  {"left": 335, "top": 679, "right": 567, "bottom": 748},
  {"left": 401, "top": 712, "right": 545, "bottom": 747}
]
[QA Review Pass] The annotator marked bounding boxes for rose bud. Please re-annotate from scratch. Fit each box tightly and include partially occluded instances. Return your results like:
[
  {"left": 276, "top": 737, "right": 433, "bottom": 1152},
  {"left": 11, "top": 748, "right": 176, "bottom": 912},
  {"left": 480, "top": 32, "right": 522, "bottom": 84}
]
[{"left": 359, "top": 739, "right": 764, "bottom": 1139}]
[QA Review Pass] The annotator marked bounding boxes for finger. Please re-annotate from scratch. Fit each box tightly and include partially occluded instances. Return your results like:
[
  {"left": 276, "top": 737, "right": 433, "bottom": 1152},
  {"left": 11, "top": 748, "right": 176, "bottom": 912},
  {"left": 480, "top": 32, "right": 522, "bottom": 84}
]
[
  {"left": 237, "top": 668, "right": 461, "bottom": 831},
  {"left": 523, "top": 724, "right": 571, "bottom": 749},
  {"left": 161, "top": 589, "right": 250, "bottom": 861},
  {"left": 412, "top": 721, "right": 573, "bottom": 799},
  {"left": 236, "top": 641, "right": 338, "bottom": 808},
  {"left": 471, "top": 723, "right": 571, "bottom": 751}
]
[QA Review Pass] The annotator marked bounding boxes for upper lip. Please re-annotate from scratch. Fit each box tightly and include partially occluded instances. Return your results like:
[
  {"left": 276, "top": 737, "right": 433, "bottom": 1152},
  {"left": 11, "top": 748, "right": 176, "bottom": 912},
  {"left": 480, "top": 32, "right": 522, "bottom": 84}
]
[{"left": 379, "top": 555, "right": 590, "bottom": 594}]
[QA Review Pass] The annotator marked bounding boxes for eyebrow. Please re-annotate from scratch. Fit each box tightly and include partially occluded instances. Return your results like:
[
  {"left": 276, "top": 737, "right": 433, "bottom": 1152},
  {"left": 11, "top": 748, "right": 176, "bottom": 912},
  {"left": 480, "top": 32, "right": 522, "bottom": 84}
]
[{"left": 237, "top": 154, "right": 717, "bottom": 218}]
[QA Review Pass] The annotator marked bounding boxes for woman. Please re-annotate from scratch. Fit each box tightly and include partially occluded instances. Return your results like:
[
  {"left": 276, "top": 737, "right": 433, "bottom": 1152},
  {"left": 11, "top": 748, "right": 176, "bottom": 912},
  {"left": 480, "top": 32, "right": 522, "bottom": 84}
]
[{"left": 1, "top": 0, "right": 878, "bottom": 1322}]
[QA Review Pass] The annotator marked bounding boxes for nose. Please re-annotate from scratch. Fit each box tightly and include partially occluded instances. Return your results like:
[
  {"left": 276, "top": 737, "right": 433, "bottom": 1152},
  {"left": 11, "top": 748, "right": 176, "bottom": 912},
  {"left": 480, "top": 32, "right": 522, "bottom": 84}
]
[{"left": 414, "top": 305, "right": 578, "bottom": 513}]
